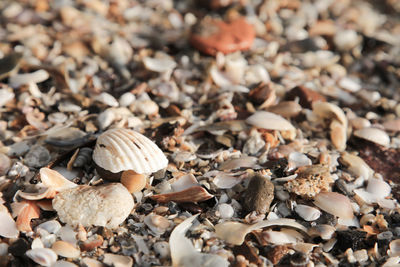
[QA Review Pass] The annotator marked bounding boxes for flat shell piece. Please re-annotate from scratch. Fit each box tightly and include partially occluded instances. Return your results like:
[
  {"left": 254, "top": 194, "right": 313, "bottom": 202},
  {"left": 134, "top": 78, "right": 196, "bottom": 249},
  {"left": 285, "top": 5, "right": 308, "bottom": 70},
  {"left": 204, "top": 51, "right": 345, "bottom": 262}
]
[
  {"left": 314, "top": 192, "right": 354, "bottom": 219},
  {"left": 150, "top": 186, "right": 213, "bottom": 203},
  {"left": 353, "top": 127, "right": 390, "bottom": 147},
  {"left": 312, "top": 101, "right": 347, "bottom": 126},
  {"left": 246, "top": 111, "right": 296, "bottom": 131},
  {"left": 93, "top": 128, "right": 168, "bottom": 174},
  {"left": 40, "top": 168, "right": 77, "bottom": 192},
  {"left": 0, "top": 211, "right": 19, "bottom": 238},
  {"left": 52, "top": 241, "right": 80, "bottom": 259},
  {"left": 53, "top": 183, "right": 134, "bottom": 228},
  {"left": 215, "top": 218, "right": 307, "bottom": 246},
  {"left": 103, "top": 254, "right": 133, "bottom": 267},
  {"left": 170, "top": 215, "right": 229, "bottom": 267},
  {"left": 26, "top": 248, "right": 57, "bottom": 267}
]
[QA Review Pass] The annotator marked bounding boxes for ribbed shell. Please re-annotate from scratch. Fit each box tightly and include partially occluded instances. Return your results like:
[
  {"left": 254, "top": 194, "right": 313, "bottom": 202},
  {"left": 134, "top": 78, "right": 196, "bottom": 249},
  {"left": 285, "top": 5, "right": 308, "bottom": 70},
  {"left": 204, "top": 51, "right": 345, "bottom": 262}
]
[{"left": 93, "top": 128, "right": 168, "bottom": 174}]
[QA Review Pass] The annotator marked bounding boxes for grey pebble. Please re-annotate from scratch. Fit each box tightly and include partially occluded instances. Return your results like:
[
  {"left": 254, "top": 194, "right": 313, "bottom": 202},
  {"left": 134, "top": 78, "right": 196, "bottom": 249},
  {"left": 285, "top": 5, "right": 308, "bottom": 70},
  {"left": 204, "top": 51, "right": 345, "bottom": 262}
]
[
  {"left": 242, "top": 174, "right": 274, "bottom": 214},
  {"left": 24, "top": 145, "right": 51, "bottom": 168}
]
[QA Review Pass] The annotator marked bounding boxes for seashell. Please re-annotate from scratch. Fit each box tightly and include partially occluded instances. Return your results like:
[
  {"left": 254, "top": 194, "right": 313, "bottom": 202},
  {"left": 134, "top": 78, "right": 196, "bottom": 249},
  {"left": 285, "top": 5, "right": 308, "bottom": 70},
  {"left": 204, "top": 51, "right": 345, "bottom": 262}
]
[
  {"left": 119, "top": 92, "right": 136, "bottom": 107},
  {"left": 353, "top": 127, "right": 390, "bottom": 147},
  {"left": 150, "top": 186, "right": 213, "bottom": 203},
  {"left": 103, "top": 253, "right": 133, "bottom": 267},
  {"left": 340, "top": 152, "right": 374, "bottom": 180},
  {"left": 17, "top": 188, "right": 55, "bottom": 200},
  {"left": 53, "top": 183, "right": 134, "bottom": 228},
  {"left": 0, "top": 211, "right": 19, "bottom": 238},
  {"left": 72, "top": 147, "right": 93, "bottom": 168},
  {"left": 40, "top": 168, "right": 77, "bottom": 192},
  {"left": 308, "top": 224, "right": 336, "bottom": 240},
  {"left": 121, "top": 170, "right": 147, "bottom": 193},
  {"left": 11, "top": 201, "right": 40, "bottom": 232},
  {"left": 170, "top": 214, "right": 229, "bottom": 267},
  {"left": 9, "top": 69, "right": 49, "bottom": 88},
  {"left": 213, "top": 171, "right": 247, "bottom": 189},
  {"left": 153, "top": 241, "right": 170, "bottom": 259},
  {"left": 80, "top": 235, "right": 103, "bottom": 251},
  {"left": 52, "top": 241, "right": 80, "bottom": 259},
  {"left": 314, "top": 192, "right": 354, "bottom": 219},
  {"left": 0, "top": 88, "right": 15, "bottom": 108},
  {"left": 294, "top": 204, "right": 321, "bottom": 221},
  {"left": 267, "top": 101, "right": 302, "bottom": 118},
  {"left": 246, "top": 111, "right": 296, "bottom": 131},
  {"left": 94, "top": 92, "right": 119, "bottom": 107},
  {"left": 330, "top": 119, "right": 347, "bottom": 151},
  {"left": 143, "top": 55, "right": 177, "bottom": 73},
  {"left": 81, "top": 258, "right": 105, "bottom": 267},
  {"left": 334, "top": 29, "right": 361, "bottom": 51},
  {"left": 366, "top": 178, "right": 391, "bottom": 198},
  {"left": 287, "top": 152, "right": 311, "bottom": 172},
  {"left": 389, "top": 239, "right": 400, "bottom": 257},
  {"left": 170, "top": 173, "right": 198, "bottom": 192},
  {"left": 144, "top": 213, "right": 171, "bottom": 235},
  {"left": 350, "top": 117, "right": 371, "bottom": 130},
  {"left": 338, "top": 77, "right": 361, "bottom": 92},
  {"left": 26, "top": 248, "right": 58, "bottom": 267},
  {"left": 24, "top": 145, "right": 51, "bottom": 168},
  {"left": 218, "top": 156, "right": 258, "bottom": 171},
  {"left": 383, "top": 119, "right": 400, "bottom": 132},
  {"left": 217, "top": 203, "right": 234, "bottom": 219},
  {"left": 312, "top": 101, "right": 347, "bottom": 126},
  {"left": 93, "top": 128, "right": 168, "bottom": 174},
  {"left": 53, "top": 261, "right": 79, "bottom": 267},
  {"left": 215, "top": 218, "right": 307, "bottom": 246},
  {"left": 262, "top": 229, "right": 303, "bottom": 245},
  {"left": 36, "top": 220, "right": 62, "bottom": 234},
  {"left": 0, "top": 153, "right": 11, "bottom": 176}
]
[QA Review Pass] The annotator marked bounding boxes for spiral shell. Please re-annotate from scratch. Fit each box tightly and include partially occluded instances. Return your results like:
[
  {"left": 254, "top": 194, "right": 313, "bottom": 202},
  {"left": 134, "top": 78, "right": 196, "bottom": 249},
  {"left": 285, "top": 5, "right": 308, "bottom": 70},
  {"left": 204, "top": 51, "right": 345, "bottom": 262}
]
[{"left": 93, "top": 128, "right": 168, "bottom": 174}]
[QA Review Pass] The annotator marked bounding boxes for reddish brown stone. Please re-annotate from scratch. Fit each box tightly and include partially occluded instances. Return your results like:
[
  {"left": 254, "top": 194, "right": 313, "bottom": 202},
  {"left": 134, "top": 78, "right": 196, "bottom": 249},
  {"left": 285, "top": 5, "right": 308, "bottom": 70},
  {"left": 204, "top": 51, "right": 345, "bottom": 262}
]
[
  {"left": 233, "top": 242, "right": 262, "bottom": 265},
  {"left": 285, "top": 85, "right": 326, "bottom": 109},
  {"left": 266, "top": 245, "right": 290, "bottom": 265},
  {"left": 190, "top": 17, "right": 255, "bottom": 56}
]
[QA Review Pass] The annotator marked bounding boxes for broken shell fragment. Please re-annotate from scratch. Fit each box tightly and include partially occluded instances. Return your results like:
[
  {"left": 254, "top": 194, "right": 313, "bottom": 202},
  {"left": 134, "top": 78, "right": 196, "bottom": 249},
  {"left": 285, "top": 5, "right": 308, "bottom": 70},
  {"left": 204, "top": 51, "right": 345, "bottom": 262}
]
[
  {"left": 294, "top": 204, "right": 321, "bottom": 221},
  {"left": 170, "top": 215, "right": 229, "bottom": 267},
  {"left": 103, "top": 253, "right": 133, "bottom": 267},
  {"left": 340, "top": 152, "right": 374, "bottom": 180},
  {"left": 314, "top": 192, "right": 354, "bottom": 219},
  {"left": 308, "top": 224, "right": 336, "bottom": 240},
  {"left": 215, "top": 218, "right": 307, "bottom": 246},
  {"left": 26, "top": 248, "right": 58, "bottom": 267},
  {"left": 150, "top": 186, "right": 213, "bottom": 203},
  {"left": 93, "top": 128, "right": 168, "bottom": 176},
  {"left": 53, "top": 183, "right": 134, "bottom": 228},
  {"left": 40, "top": 168, "right": 77, "bottom": 192},
  {"left": 312, "top": 102, "right": 347, "bottom": 126},
  {"left": 246, "top": 111, "right": 296, "bottom": 131},
  {"left": 0, "top": 211, "right": 19, "bottom": 238},
  {"left": 353, "top": 127, "right": 390, "bottom": 147},
  {"left": 120, "top": 170, "right": 147, "bottom": 193},
  {"left": 52, "top": 241, "right": 80, "bottom": 259},
  {"left": 144, "top": 213, "right": 171, "bottom": 235}
]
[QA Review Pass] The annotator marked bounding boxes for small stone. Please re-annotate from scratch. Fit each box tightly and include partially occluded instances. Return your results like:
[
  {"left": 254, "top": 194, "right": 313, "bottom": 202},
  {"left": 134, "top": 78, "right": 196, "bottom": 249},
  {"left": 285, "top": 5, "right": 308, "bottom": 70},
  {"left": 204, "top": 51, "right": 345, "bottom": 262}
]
[
  {"left": 242, "top": 174, "right": 274, "bottom": 214},
  {"left": 153, "top": 241, "right": 170, "bottom": 259},
  {"left": 190, "top": 17, "right": 255, "bottom": 56},
  {"left": 0, "top": 153, "right": 11, "bottom": 176},
  {"left": 266, "top": 245, "right": 290, "bottom": 265},
  {"left": 285, "top": 85, "right": 326, "bottom": 109},
  {"left": 53, "top": 183, "right": 134, "bottom": 228},
  {"left": 377, "top": 231, "right": 393, "bottom": 241},
  {"left": 24, "top": 145, "right": 51, "bottom": 168}
]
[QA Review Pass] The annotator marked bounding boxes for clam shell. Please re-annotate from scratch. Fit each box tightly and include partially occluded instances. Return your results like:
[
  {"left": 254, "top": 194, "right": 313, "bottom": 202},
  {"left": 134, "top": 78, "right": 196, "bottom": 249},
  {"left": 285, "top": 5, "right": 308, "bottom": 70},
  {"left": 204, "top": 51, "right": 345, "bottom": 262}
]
[
  {"left": 246, "top": 111, "right": 296, "bottom": 131},
  {"left": 353, "top": 127, "right": 390, "bottom": 146},
  {"left": 314, "top": 192, "right": 354, "bottom": 219},
  {"left": 294, "top": 204, "right": 321, "bottom": 221},
  {"left": 93, "top": 128, "right": 168, "bottom": 174}
]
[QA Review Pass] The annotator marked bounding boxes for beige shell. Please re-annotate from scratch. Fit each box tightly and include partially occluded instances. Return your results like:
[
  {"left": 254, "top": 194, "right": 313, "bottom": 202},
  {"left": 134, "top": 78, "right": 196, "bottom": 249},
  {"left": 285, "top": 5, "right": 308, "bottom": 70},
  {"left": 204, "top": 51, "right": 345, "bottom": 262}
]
[
  {"left": 93, "top": 128, "right": 168, "bottom": 174},
  {"left": 246, "top": 111, "right": 296, "bottom": 131}
]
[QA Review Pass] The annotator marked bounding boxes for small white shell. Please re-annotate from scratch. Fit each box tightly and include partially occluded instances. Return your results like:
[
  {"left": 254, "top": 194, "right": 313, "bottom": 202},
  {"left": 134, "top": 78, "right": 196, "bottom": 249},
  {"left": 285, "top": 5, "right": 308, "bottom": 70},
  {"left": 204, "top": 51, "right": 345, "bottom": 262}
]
[
  {"left": 366, "top": 178, "right": 391, "bottom": 198},
  {"left": 353, "top": 127, "right": 390, "bottom": 146},
  {"left": 312, "top": 101, "right": 347, "bottom": 126},
  {"left": 314, "top": 192, "right": 354, "bottom": 219},
  {"left": 93, "top": 128, "right": 168, "bottom": 174},
  {"left": 144, "top": 214, "right": 171, "bottom": 235},
  {"left": 246, "top": 111, "right": 296, "bottom": 131},
  {"left": 294, "top": 204, "right": 321, "bottom": 221},
  {"left": 52, "top": 241, "right": 80, "bottom": 259},
  {"left": 26, "top": 248, "right": 58, "bottom": 267},
  {"left": 389, "top": 239, "right": 400, "bottom": 257}
]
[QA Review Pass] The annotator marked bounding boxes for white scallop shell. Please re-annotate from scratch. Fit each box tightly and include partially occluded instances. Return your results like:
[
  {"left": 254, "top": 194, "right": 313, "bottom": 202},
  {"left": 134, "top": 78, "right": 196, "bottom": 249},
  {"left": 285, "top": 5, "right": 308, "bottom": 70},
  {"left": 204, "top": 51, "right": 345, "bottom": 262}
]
[{"left": 93, "top": 128, "right": 168, "bottom": 174}]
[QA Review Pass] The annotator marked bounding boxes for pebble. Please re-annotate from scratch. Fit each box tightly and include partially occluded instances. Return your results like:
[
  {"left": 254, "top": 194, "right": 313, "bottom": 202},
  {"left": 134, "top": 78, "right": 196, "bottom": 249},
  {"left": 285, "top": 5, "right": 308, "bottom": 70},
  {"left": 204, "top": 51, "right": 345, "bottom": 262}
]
[
  {"left": 190, "top": 17, "right": 255, "bottom": 55},
  {"left": 377, "top": 231, "right": 393, "bottom": 241},
  {"left": 53, "top": 183, "right": 134, "bottom": 228},
  {"left": 241, "top": 174, "right": 274, "bottom": 214},
  {"left": 0, "top": 88, "right": 15, "bottom": 107},
  {"left": 24, "top": 145, "right": 51, "bottom": 168},
  {"left": 153, "top": 241, "right": 170, "bottom": 259}
]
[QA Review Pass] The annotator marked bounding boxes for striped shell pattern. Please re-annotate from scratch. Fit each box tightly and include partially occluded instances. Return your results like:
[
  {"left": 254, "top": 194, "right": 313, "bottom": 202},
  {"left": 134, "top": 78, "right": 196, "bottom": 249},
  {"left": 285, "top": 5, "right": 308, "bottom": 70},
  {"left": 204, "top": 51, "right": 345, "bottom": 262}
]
[{"left": 93, "top": 128, "right": 168, "bottom": 174}]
